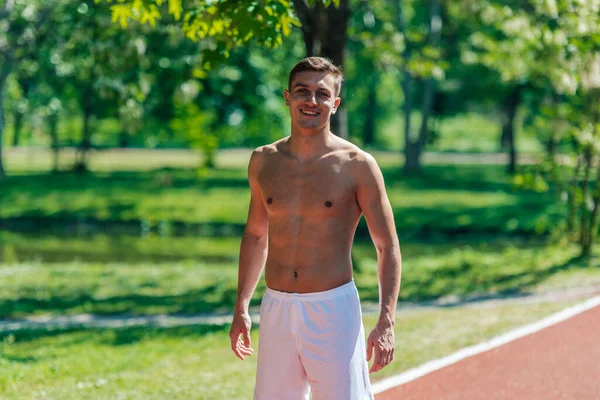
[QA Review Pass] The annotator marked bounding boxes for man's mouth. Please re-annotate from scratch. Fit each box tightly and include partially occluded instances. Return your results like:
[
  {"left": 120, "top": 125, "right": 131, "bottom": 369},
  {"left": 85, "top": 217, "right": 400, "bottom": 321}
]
[{"left": 300, "top": 109, "right": 319, "bottom": 116}]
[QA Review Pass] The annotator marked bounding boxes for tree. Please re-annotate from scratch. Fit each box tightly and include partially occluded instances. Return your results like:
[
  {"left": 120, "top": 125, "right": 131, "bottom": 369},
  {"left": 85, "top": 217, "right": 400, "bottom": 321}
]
[
  {"left": 454, "top": 0, "right": 600, "bottom": 256},
  {"left": 105, "top": 0, "right": 349, "bottom": 136},
  {"left": 394, "top": 0, "right": 445, "bottom": 173},
  {"left": 103, "top": 0, "right": 340, "bottom": 62},
  {"left": 0, "top": 0, "right": 54, "bottom": 178}
]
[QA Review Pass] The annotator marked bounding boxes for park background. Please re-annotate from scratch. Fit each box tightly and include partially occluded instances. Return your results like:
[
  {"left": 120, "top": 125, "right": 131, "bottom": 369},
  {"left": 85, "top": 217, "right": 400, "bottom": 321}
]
[{"left": 1, "top": 0, "right": 600, "bottom": 398}]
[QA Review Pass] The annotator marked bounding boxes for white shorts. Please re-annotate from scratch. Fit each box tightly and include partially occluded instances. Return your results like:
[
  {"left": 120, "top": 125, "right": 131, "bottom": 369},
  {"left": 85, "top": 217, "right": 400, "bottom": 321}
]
[{"left": 254, "top": 280, "right": 374, "bottom": 400}]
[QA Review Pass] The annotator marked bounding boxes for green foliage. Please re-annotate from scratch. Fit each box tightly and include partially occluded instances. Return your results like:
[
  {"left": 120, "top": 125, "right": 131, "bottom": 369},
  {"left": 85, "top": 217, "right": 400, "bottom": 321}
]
[
  {"left": 450, "top": 0, "right": 600, "bottom": 255},
  {"left": 451, "top": 0, "right": 600, "bottom": 93},
  {"left": 169, "top": 102, "right": 217, "bottom": 167},
  {"left": 103, "top": 0, "right": 328, "bottom": 66}
]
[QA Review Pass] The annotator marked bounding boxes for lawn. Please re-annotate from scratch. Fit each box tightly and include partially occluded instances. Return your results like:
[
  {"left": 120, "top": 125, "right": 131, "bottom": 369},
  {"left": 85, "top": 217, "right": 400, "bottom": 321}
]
[
  {"left": 0, "top": 299, "right": 580, "bottom": 399},
  {"left": 2, "top": 235, "right": 599, "bottom": 319}
]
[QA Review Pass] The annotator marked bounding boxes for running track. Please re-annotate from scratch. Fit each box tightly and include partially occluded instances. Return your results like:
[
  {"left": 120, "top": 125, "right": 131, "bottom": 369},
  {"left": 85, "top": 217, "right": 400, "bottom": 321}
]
[{"left": 376, "top": 301, "right": 600, "bottom": 400}]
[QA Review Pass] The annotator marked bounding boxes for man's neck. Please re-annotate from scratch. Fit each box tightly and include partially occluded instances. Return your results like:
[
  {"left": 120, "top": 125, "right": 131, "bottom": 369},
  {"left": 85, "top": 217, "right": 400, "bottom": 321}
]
[{"left": 287, "top": 129, "right": 333, "bottom": 162}]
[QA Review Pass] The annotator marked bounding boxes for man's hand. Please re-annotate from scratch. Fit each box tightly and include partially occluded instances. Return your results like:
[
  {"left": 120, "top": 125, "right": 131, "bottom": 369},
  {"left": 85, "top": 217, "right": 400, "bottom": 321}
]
[
  {"left": 229, "top": 312, "right": 254, "bottom": 360},
  {"left": 366, "top": 323, "right": 395, "bottom": 373}
]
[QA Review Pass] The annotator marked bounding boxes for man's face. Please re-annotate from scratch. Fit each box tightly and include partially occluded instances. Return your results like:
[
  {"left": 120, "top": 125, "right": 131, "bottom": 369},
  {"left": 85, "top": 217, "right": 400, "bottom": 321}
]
[{"left": 284, "top": 71, "right": 341, "bottom": 133}]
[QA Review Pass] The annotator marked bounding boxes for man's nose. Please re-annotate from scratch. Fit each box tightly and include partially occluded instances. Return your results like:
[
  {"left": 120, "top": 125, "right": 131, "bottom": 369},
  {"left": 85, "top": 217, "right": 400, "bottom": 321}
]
[{"left": 304, "top": 92, "right": 318, "bottom": 105}]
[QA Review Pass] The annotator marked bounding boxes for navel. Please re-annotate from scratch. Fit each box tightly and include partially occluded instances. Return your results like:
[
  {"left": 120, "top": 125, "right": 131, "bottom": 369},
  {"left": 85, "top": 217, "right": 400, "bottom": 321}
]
[
  {"left": 325, "top": 201, "right": 332, "bottom": 208},
  {"left": 293, "top": 270, "right": 298, "bottom": 279},
  {"left": 267, "top": 197, "right": 273, "bottom": 204}
]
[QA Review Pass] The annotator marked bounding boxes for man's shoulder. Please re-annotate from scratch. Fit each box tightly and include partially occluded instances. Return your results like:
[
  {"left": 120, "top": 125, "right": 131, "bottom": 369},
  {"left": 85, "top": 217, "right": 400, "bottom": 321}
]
[
  {"left": 332, "top": 138, "right": 375, "bottom": 166},
  {"left": 252, "top": 137, "right": 288, "bottom": 158},
  {"left": 248, "top": 139, "right": 288, "bottom": 173}
]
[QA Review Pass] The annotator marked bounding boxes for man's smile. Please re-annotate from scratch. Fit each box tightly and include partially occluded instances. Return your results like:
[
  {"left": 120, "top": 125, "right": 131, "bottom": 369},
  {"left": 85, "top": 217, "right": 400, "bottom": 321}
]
[{"left": 300, "top": 109, "right": 320, "bottom": 116}]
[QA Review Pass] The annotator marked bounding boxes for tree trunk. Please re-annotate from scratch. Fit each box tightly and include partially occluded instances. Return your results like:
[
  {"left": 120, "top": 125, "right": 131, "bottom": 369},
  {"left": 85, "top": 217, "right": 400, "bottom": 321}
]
[
  {"left": 417, "top": 76, "right": 436, "bottom": 147},
  {"left": 0, "top": 73, "right": 8, "bottom": 179},
  {"left": 293, "top": 0, "right": 318, "bottom": 56},
  {"left": 49, "top": 113, "right": 59, "bottom": 171},
  {"left": 405, "top": 76, "right": 437, "bottom": 173},
  {"left": 119, "top": 131, "right": 129, "bottom": 148},
  {"left": 76, "top": 85, "right": 93, "bottom": 172},
  {"left": 12, "top": 77, "right": 32, "bottom": 147},
  {"left": 586, "top": 182, "right": 600, "bottom": 259},
  {"left": 363, "top": 77, "right": 378, "bottom": 146},
  {"left": 12, "top": 111, "right": 23, "bottom": 146},
  {"left": 405, "top": 139, "right": 423, "bottom": 172},
  {"left": 579, "top": 147, "right": 593, "bottom": 255},
  {"left": 567, "top": 155, "right": 582, "bottom": 236},
  {"left": 401, "top": 0, "right": 442, "bottom": 174},
  {"left": 501, "top": 86, "right": 521, "bottom": 174},
  {"left": 292, "top": 0, "right": 350, "bottom": 138}
]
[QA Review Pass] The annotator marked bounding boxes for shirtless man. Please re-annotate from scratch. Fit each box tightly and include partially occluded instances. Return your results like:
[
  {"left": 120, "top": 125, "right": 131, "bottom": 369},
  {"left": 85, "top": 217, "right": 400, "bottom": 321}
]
[{"left": 229, "top": 57, "right": 402, "bottom": 399}]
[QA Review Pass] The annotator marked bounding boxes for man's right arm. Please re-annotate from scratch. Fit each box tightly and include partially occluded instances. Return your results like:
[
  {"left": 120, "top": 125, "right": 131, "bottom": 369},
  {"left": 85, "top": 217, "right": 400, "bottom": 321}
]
[{"left": 229, "top": 148, "right": 269, "bottom": 360}]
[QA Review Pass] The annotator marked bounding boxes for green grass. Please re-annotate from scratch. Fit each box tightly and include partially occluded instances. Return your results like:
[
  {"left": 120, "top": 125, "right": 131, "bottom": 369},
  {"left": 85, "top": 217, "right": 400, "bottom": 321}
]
[
  {"left": 2, "top": 237, "right": 599, "bottom": 319},
  {"left": 0, "top": 299, "right": 579, "bottom": 399},
  {"left": 0, "top": 262, "right": 243, "bottom": 317},
  {"left": 0, "top": 168, "right": 250, "bottom": 225}
]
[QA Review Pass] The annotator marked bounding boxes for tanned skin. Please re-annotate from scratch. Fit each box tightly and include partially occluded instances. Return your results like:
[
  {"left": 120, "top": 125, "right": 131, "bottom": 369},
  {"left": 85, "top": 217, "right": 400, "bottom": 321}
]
[{"left": 229, "top": 70, "right": 402, "bottom": 373}]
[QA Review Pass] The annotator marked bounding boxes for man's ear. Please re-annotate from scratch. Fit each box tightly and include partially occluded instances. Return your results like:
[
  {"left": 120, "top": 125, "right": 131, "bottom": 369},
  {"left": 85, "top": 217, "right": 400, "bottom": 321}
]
[
  {"left": 332, "top": 97, "right": 341, "bottom": 114},
  {"left": 284, "top": 89, "right": 290, "bottom": 105}
]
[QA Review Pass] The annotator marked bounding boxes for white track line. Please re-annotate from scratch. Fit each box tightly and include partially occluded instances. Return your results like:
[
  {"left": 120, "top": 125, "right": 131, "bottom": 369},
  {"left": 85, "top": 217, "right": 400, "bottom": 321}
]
[{"left": 372, "top": 295, "right": 600, "bottom": 395}]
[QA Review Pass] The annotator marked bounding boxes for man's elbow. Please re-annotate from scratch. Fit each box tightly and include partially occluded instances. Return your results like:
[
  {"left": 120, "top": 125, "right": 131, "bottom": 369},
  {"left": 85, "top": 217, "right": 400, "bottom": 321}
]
[
  {"left": 242, "top": 229, "right": 268, "bottom": 243},
  {"left": 374, "top": 238, "right": 400, "bottom": 256}
]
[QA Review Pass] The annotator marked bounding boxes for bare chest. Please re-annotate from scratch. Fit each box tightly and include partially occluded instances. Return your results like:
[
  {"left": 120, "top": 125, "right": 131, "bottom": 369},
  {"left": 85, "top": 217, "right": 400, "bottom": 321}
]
[{"left": 258, "top": 161, "right": 356, "bottom": 217}]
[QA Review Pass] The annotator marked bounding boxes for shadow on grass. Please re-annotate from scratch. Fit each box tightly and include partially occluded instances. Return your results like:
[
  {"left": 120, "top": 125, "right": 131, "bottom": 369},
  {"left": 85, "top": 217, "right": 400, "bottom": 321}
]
[
  {"left": 1, "top": 354, "right": 39, "bottom": 363},
  {"left": 0, "top": 168, "right": 248, "bottom": 194},
  {"left": 2, "top": 324, "right": 228, "bottom": 346},
  {"left": 357, "top": 253, "right": 596, "bottom": 304},
  {"left": 2, "top": 251, "right": 594, "bottom": 319},
  {"left": 0, "top": 284, "right": 252, "bottom": 319}
]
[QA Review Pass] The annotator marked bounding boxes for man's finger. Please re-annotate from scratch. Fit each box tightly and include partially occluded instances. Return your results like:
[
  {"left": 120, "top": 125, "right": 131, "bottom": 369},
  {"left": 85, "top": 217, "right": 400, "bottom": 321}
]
[
  {"left": 243, "top": 329, "right": 252, "bottom": 348},
  {"left": 382, "top": 353, "right": 391, "bottom": 367},
  {"left": 366, "top": 339, "right": 374, "bottom": 361},
  {"left": 387, "top": 354, "right": 393, "bottom": 366},
  {"left": 369, "top": 346, "right": 383, "bottom": 373},
  {"left": 233, "top": 345, "right": 245, "bottom": 360},
  {"left": 374, "top": 346, "right": 384, "bottom": 365},
  {"left": 239, "top": 346, "right": 254, "bottom": 356},
  {"left": 230, "top": 331, "right": 238, "bottom": 351},
  {"left": 230, "top": 330, "right": 245, "bottom": 360},
  {"left": 369, "top": 363, "right": 382, "bottom": 373}
]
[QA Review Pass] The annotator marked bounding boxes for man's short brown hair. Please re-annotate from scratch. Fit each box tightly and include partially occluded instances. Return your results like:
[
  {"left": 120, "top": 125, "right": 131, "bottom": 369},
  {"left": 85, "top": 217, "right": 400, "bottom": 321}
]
[{"left": 288, "top": 57, "right": 344, "bottom": 96}]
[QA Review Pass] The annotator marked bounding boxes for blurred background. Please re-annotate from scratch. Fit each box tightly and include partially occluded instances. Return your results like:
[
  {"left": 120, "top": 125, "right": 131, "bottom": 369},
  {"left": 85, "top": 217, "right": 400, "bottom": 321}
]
[{"left": 1, "top": 0, "right": 600, "bottom": 399}]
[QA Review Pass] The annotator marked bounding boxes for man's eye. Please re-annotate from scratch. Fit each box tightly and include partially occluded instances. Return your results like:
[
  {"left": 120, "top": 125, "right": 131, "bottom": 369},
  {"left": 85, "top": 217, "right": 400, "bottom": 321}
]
[{"left": 318, "top": 92, "right": 328, "bottom": 96}]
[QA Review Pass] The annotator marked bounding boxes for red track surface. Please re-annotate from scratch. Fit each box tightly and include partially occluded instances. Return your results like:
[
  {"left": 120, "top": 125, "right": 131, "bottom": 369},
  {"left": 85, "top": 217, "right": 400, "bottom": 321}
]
[{"left": 376, "top": 305, "right": 600, "bottom": 400}]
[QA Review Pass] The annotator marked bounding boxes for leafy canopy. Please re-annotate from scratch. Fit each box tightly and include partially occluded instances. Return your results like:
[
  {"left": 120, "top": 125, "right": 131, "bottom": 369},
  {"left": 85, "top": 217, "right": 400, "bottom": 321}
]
[{"left": 102, "top": 0, "right": 340, "bottom": 65}]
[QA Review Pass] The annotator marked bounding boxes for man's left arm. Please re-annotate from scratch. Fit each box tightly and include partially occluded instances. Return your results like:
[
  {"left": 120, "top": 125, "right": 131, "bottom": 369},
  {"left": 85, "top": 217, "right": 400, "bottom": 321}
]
[{"left": 355, "top": 152, "right": 402, "bottom": 373}]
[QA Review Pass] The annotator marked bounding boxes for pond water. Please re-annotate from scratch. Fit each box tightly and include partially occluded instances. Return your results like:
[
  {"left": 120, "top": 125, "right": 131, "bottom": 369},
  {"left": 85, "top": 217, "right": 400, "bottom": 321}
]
[{"left": 0, "top": 230, "right": 244, "bottom": 264}]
